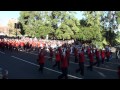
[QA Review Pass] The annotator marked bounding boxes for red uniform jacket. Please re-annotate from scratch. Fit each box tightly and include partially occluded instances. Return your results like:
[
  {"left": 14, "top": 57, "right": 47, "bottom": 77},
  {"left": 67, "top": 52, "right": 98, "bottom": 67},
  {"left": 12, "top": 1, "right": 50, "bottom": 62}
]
[
  {"left": 74, "top": 48, "right": 78, "bottom": 56},
  {"left": 16, "top": 42, "right": 19, "bottom": 47},
  {"left": 38, "top": 52, "right": 45, "bottom": 64},
  {"left": 49, "top": 48, "right": 53, "bottom": 57},
  {"left": 61, "top": 55, "right": 68, "bottom": 68},
  {"left": 55, "top": 52, "right": 61, "bottom": 62},
  {"left": 101, "top": 50, "right": 105, "bottom": 59},
  {"left": 106, "top": 51, "right": 110, "bottom": 57},
  {"left": 1, "top": 42, "right": 4, "bottom": 47},
  {"left": 66, "top": 49, "right": 70, "bottom": 57},
  {"left": 96, "top": 50, "right": 100, "bottom": 58},
  {"left": 89, "top": 53, "right": 94, "bottom": 62},
  {"left": 82, "top": 48, "right": 84, "bottom": 52},
  {"left": 20, "top": 42, "right": 24, "bottom": 47},
  {"left": 87, "top": 48, "right": 91, "bottom": 55},
  {"left": 79, "top": 52, "right": 85, "bottom": 63},
  {"left": 58, "top": 47, "right": 62, "bottom": 54}
]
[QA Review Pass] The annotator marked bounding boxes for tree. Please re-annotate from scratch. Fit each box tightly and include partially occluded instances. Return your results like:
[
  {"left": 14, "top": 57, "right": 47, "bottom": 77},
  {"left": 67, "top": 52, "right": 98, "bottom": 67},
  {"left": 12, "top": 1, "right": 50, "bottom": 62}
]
[
  {"left": 54, "top": 11, "right": 80, "bottom": 40},
  {"left": 19, "top": 11, "right": 51, "bottom": 38},
  {"left": 7, "top": 20, "right": 16, "bottom": 36},
  {"left": 81, "top": 11, "right": 103, "bottom": 48},
  {"left": 101, "top": 11, "right": 118, "bottom": 46}
]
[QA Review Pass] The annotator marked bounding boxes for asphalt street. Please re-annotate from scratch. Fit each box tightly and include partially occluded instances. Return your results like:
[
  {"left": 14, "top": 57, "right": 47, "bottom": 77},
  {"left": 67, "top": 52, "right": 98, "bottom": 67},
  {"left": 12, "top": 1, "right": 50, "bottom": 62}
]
[{"left": 0, "top": 49, "right": 119, "bottom": 79}]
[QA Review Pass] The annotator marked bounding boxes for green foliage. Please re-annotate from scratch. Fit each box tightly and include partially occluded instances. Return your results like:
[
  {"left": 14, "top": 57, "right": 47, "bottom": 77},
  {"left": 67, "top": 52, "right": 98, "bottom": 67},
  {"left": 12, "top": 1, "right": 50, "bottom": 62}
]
[
  {"left": 116, "top": 11, "right": 120, "bottom": 24},
  {"left": 18, "top": 11, "right": 120, "bottom": 47}
]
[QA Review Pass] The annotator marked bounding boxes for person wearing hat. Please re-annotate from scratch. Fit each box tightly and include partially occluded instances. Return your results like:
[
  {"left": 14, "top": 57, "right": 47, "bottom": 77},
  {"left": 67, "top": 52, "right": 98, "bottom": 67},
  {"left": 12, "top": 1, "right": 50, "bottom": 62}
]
[
  {"left": 66, "top": 47, "right": 70, "bottom": 65},
  {"left": 106, "top": 49, "right": 110, "bottom": 62},
  {"left": 58, "top": 51, "right": 68, "bottom": 79},
  {"left": 101, "top": 48, "right": 105, "bottom": 64},
  {"left": 37, "top": 49, "right": 45, "bottom": 73},
  {"left": 53, "top": 50, "right": 61, "bottom": 70},
  {"left": 76, "top": 50, "right": 85, "bottom": 76},
  {"left": 74, "top": 47, "right": 78, "bottom": 63},
  {"left": 94, "top": 48, "right": 100, "bottom": 67},
  {"left": 87, "top": 50, "right": 94, "bottom": 71},
  {"left": 49, "top": 47, "right": 53, "bottom": 61}
]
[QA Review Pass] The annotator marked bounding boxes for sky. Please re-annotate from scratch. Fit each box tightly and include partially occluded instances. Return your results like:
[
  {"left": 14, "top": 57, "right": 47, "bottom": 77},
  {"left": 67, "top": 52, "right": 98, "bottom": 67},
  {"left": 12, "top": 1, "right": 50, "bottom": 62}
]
[
  {"left": 0, "top": 11, "right": 20, "bottom": 26},
  {"left": 0, "top": 11, "right": 84, "bottom": 26}
]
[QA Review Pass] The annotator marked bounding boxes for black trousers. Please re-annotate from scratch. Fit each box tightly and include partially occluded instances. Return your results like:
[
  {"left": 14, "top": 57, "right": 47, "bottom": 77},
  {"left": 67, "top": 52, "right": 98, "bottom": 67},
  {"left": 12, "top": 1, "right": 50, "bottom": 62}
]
[
  {"left": 9, "top": 46, "right": 12, "bottom": 52},
  {"left": 106, "top": 56, "right": 110, "bottom": 62},
  {"left": 53, "top": 61, "right": 60, "bottom": 70},
  {"left": 93, "top": 57, "right": 100, "bottom": 67},
  {"left": 101, "top": 57, "right": 105, "bottom": 64},
  {"left": 76, "top": 62, "right": 84, "bottom": 76},
  {"left": 39, "top": 63, "right": 44, "bottom": 73},
  {"left": 49, "top": 54, "right": 53, "bottom": 61},
  {"left": 87, "top": 62, "right": 93, "bottom": 71},
  {"left": 58, "top": 68, "right": 68, "bottom": 79},
  {"left": 67, "top": 56, "right": 70, "bottom": 65},
  {"left": 1, "top": 46, "right": 5, "bottom": 51},
  {"left": 75, "top": 56, "right": 78, "bottom": 63}
]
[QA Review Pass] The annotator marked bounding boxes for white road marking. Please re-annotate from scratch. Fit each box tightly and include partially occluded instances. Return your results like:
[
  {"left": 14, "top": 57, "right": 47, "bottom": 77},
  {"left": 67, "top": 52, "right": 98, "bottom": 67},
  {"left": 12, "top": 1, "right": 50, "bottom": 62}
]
[
  {"left": 106, "top": 62, "right": 120, "bottom": 65},
  {"left": 22, "top": 51, "right": 120, "bottom": 65},
  {"left": 0, "top": 51, "right": 5, "bottom": 54},
  {"left": 94, "top": 70, "right": 106, "bottom": 78},
  {"left": 70, "top": 61, "right": 117, "bottom": 72},
  {"left": 11, "top": 56, "right": 82, "bottom": 79},
  {"left": 21, "top": 51, "right": 118, "bottom": 72}
]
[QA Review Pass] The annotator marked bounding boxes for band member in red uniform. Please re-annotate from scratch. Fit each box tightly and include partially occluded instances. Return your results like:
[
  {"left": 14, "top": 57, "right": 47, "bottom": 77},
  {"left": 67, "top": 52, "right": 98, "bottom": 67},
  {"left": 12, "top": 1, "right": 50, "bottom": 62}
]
[
  {"left": 58, "top": 47, "right": 62, "bottom": 59},
  {"left": 76, "top": 50, "right": 85, "bottom": 76},
  {"left": 101, "top": 49, "right": 105, "bottom": 64},
  {"left": 20, "top": 41, "right": 24, "bottom": 51},
  {"left": 94, "top": 49, "right": 100, "bottom": 67},
  {"left": 53, "top": 50, "right": 61, "bottom": 70},
  {"left": 66, "top": 47, "right": 70, "bottom": 65},
  {"left": 1, "top": 40, "right": 5, "bottom": 51},
  {"left": 74, "top": 47, "right": 78, "bottom": 63},
  {"left": 49, "top": 47, "right": 53, "bottom": 61},
  {"left": 58, "top": 52, "right": 68, "bottom": 79},
  {"left": 38, "top": 49, "right": 45, "bottom": 73},
  {"left": 106, "top": 50, "right": 110, "bottom": 62},
  {"left": 9, "top": 41, "right": 12, "bottom": 52},
  {"left": 87, "top": 50, "right": 94, "bottom": 71},
  {"left": 87, "top": 47, "right": 91, "bottom": 56},
  {"left": 15, "top": 41, "right": 19, "bottom": 52}
]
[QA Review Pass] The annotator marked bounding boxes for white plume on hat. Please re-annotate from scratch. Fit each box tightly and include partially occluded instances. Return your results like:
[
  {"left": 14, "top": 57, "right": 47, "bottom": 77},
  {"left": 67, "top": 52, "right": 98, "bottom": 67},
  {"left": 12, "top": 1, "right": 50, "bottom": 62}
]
[
  {"left": 90, "top": 50, "right": 93, "bottom": 53},
  {"left": 63, "top": 51, "right": 66, "bottom": 56},
  {"left": 102, "top": 48, "right": 105, "bottom": 50}
]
